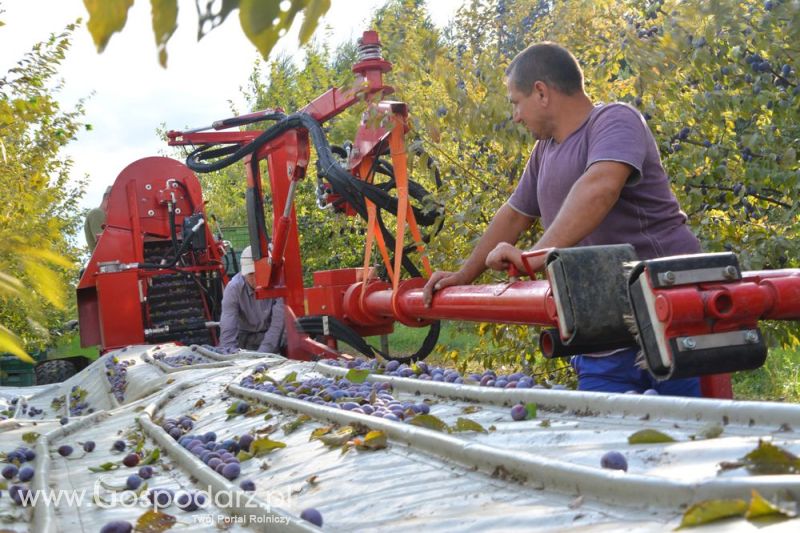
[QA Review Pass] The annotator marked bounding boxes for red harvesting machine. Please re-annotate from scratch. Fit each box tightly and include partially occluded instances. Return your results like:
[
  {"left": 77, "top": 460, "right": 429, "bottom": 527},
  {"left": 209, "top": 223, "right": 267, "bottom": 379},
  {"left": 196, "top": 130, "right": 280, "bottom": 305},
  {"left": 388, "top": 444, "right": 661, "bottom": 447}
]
[{"left": 78, "top": 31, "right": 800, "bottom": 401}]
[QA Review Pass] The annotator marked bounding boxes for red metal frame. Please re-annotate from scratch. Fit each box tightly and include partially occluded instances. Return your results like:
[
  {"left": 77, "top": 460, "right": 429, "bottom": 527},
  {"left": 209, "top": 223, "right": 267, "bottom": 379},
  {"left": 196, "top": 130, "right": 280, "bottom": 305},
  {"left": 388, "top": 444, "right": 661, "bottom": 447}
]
[
  {"left": 167, "top": 31, "right": 401, "bottom": 361},
  {"left": 77, "top": 157, "right": 227, "bottom": 352}
]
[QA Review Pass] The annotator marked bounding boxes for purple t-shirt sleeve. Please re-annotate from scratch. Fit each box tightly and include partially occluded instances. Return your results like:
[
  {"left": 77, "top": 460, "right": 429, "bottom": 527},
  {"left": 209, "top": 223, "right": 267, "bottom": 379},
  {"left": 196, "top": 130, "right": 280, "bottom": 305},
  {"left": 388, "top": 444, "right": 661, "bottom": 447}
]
[
  {"left": 586, "top": 105, "right": 648, "bottom": 184},
  {"left": 508, "top": 147, "right": 541, "bottom": 218}
]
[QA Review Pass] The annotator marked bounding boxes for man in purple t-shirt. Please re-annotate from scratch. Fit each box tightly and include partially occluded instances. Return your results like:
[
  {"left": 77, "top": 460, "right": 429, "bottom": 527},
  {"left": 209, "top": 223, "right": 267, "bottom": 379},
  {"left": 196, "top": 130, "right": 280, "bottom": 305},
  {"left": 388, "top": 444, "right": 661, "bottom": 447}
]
[{"left": 422, "top": 42, "right": 701, "bottom": 396}]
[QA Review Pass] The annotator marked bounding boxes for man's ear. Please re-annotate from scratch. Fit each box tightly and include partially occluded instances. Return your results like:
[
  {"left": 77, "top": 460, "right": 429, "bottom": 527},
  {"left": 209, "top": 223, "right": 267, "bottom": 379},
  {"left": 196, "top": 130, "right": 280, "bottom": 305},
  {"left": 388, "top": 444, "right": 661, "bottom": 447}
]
[{"left": 532, "top": 80, "right": 549, "bottom": 104}]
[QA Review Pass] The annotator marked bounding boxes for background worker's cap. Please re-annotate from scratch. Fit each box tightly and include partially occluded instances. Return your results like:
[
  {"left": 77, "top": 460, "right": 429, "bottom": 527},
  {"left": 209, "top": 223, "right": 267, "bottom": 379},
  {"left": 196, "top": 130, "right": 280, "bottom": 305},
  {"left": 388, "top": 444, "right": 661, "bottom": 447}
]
[{"left": 240, "top": 245, "right": 255, "bottom": 276}]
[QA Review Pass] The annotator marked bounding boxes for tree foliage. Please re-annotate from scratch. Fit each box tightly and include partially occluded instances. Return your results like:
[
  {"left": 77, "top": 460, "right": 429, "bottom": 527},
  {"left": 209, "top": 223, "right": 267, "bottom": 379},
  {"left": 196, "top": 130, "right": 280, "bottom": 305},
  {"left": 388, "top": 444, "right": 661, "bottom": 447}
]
[
  {"left": 82, "top": 0, "right": 332, "bottom": 67},
  {"left": 0, "top": 24, "right": 87, "bottom": 361}
]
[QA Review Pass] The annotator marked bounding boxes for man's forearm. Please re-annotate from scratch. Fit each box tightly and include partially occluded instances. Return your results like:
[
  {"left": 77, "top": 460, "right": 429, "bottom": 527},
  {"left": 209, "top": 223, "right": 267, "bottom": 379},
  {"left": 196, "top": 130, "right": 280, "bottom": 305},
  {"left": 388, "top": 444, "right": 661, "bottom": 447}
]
[{"left": 459, "top": 203, "right": 535, "bottom": 282}]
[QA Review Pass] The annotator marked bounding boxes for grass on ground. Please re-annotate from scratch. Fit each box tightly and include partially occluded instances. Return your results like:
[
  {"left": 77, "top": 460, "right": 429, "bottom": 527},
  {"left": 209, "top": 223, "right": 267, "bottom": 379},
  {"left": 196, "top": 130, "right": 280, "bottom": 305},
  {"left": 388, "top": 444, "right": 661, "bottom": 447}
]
[{"left": 362, "top": 323, "right": 800, "bottom": 402}]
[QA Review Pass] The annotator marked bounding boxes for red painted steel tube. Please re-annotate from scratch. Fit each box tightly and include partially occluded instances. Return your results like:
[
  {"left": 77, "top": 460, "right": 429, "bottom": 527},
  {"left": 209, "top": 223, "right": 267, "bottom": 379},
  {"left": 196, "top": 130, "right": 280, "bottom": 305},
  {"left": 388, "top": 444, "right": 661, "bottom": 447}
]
[
  {"left": 654, "top": 272, "right": 800, "bottom": 333},
  {"left": 351, "top": 279, "right": 558, "bottom": 327}
]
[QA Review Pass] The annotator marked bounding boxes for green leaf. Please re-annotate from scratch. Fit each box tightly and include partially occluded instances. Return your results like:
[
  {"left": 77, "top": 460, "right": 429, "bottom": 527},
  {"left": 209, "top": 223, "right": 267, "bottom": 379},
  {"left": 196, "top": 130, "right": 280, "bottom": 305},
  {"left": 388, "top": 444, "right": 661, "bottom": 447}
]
[
  {"left": 524, "top": 403, "right": 537, "bottom": 420},
  {"left": 628, "top": 429, "right": 676, "bottom": 444},
  {"left": 461, "top": 405, "right": 481, "bottom": 414},
  {"left": 282, "top": 371, "right": 297, "bottom": 384},
  {"left": 150, "top": 0, "right": 178, "bottom": 67},
  {"left": 740, "top": 440, "right": 800, "bottom": 475},
  {"left": 196, "top": 0, "right": 239, "bottom": 39},
  {"left": 238, "top": 0, "right": 302, "bottom": 60},
  {"left": 745, "top": 489, "right": 794, "bottom": 520},
  {"left": 22, "top": 432, "right": 41, "bottom": 444},
  {"left": 89, "top": 462, "right": 121, "bottom": 473},
  {"left": 345, "top": 368, "right": 370, "bottom": 384},
  {"left": 237, "top": 450, "right": 254, "bottom": 462},
  {"left": 282, "top": 414, "right": 311, "bottom": 435},
  {"left": 135, "top": 509, "right": 176, "bottom": 533},
  {"left": 679, "top": 499, "right": 747, "bottom": 528},
  {"left": 408, "top": 414, "right": 450, "bottom": 432},
  {"left": 83, "top": 0, "right": 135, "bottom": 53},
  {"left": 141, "top": 448, "right": 160, "bottom": 465},
  {"left": 298, "top": 0, "right": 331, "bottom": 45},
  {"left": 250, "top": 437, "right": 287, "bottom": 456},
  {"left": 453, "top": 417, "right": 487, "bottom": 433}
]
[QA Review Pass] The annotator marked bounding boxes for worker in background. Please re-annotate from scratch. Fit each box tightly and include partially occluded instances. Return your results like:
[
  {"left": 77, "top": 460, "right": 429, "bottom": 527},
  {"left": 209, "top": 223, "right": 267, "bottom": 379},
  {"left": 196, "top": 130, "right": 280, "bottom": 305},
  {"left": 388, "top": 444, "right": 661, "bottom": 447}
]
[
  {"left": 219, "top": 245, "right": 285, "bottom": 354},
  {"left": 84, "top": 186, "right": 112, "bottom": 250},
  {"left": 423, "top": 42, "right": 701, "bottom": 396}
]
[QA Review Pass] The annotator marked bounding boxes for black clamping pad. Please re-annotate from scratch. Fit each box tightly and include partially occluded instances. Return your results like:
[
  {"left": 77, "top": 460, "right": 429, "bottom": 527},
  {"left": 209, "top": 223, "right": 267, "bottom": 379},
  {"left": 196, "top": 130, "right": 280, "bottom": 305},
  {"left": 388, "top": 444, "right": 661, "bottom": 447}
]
[
  {"left": 668, "top": 331, "right": 768, "bottom": 380},
  {"left": 545, "top": 244, "right": 638, "bottom": 348},
  {"left": 640, "top": 252, "right": 741, "bottom": 288}
]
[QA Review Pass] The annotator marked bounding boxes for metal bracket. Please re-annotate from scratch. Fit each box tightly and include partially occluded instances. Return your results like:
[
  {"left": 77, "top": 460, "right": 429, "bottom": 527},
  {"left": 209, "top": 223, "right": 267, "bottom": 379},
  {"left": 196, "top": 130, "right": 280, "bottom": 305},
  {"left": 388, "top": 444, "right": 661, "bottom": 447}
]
[{"left": 675, "top": 330, "right": 760, "bottom": 352}]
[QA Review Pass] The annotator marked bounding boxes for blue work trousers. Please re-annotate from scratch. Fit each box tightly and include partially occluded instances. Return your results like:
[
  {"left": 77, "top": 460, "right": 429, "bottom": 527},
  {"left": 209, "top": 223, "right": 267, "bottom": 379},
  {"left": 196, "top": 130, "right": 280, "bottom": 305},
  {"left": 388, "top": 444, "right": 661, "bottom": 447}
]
[{"left": 571, "top": 347, "right": 701, "bottom": 397}]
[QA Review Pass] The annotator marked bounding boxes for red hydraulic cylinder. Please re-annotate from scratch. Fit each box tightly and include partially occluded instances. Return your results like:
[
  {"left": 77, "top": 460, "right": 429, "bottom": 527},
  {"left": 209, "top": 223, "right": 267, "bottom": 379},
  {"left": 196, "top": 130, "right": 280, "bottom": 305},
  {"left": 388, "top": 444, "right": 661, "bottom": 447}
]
[
  {"left": 344, "top": 278, "right": 559, "bottom": 328},
  {"left": 652, "top": 271, "right": 800, "bottom": 338}
]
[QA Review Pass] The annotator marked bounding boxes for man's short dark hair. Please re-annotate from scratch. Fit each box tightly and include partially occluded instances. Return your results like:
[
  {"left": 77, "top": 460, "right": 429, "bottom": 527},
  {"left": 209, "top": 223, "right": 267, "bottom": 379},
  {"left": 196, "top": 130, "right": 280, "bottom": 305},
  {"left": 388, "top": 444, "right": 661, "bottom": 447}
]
[{"left": 505, "top": 42, "right": 584, "bottom": 96}]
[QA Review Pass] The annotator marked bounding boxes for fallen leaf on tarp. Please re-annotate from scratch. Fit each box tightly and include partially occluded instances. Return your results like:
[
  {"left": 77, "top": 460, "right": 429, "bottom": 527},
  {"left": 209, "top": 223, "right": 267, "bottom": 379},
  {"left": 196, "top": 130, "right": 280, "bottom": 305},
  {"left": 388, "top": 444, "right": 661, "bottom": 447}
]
[
  {"left": 236, "top": 451, "right": 253, "bottom": 462},
  {"left": 678, "top": 498, "right": 747, "bottom": 528},
  {"left": 461, "top": 405, "right": 481, "bottom": 414},
  {"left": 569, "top": 495, "right": 584, "bottom": 509},
  {"left": 88, "top": 462, "right": 120, "bottom": 473},
  {"left": 691, "top": 423, "right": 723, "bottom": 440},
  {"left": 310, "top": 426, "right": 333, "bottom": 441},
  {"left": 740, "top": 440, "right": 800, "bottom": 475},
  {"left": 356, "top": 430, "right": 388, "bottom": 450},
  {"left": 745, "top": 489, "right": 796, "bottom": 520},
  {"left": 244, "top": 405, "right": 270, "bottom": 418},
  {"left": 318, "top": 426, "right": 357, "bottom": 448},
  {"left": 250, "top": 437, "right": 287, "bottom": 456},
  {"left": 282, "top": 414, "right": 311, "bottom": 435},
  {"left": 525, "top": 403, "right": 538, "bottom": 419},
  {"left": 282, "top": 371, "right": 297, "bottom": 384},
  {"left": 141, "top": 448, "right": 160, "bottom": 465},
  {"left": 408, "top": 414, "right": 449, "bottom": 432},
  {"left": 628, "top": 429, "right": 676, "bottom": 444},
  {"left": 453, "top": 417, "right": 487, "bottom": 433},
  {"left": 194, "top": 398, "right": 205, "bottom": 408},
  {"left": 136, "top": 509, "right": 176, "bottom": 533},
  {"left": 345, "top": 369, "right": 370, "bottom": 384},
  {"left": 22, "top": 432, "right": 40, "bottom": 444},
  {"left": 254, "top": 424, "right": 276, "bottom": 436}
]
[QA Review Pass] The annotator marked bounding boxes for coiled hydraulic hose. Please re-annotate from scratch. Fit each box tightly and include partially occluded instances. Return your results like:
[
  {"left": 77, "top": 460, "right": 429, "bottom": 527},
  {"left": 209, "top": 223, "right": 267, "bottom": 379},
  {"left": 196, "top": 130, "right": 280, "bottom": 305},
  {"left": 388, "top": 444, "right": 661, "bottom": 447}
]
[{"left": 184, "top": 112, "right": 443, "bottom": 361}]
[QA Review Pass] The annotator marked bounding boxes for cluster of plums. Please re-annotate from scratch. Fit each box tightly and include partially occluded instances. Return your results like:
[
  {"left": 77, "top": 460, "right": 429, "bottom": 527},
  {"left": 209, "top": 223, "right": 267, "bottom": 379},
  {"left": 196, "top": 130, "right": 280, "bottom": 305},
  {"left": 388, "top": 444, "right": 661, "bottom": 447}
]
[
  {"left": 240, "top": 366, "right": 430, "bottom": 422},
  {"left": 68, "top": 385, "right": 93, "bottom": 416},
  {"left": 152, "top": 350, "right": 212, "bottom": 367},
  {"left": 3, "top": 446, "right": 36, "bottom": 505},
  {"left": 105, "top": 356, "right": 134, "bottom": 403}
]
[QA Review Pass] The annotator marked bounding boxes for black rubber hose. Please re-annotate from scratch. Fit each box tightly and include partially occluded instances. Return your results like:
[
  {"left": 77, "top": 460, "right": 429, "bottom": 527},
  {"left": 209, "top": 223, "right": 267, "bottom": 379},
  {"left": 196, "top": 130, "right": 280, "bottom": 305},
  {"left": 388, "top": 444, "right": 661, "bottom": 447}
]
[
  {"left": 139, "top": 217, "right": 204, "bottom": 270},
  {"left": 296, "top": 315, "right": 440, "bottom": 363}
]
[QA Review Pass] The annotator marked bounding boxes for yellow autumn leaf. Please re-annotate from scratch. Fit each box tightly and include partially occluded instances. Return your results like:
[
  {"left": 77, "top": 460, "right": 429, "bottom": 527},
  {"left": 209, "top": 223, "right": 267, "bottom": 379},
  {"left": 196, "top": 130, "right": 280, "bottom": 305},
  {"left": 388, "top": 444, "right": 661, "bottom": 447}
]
[
  {"left": 0, "top": 325, "right": 35, "bottom": 363},
  {"left": 83, "top": 0, "right": 135, "bottom": 53}
]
